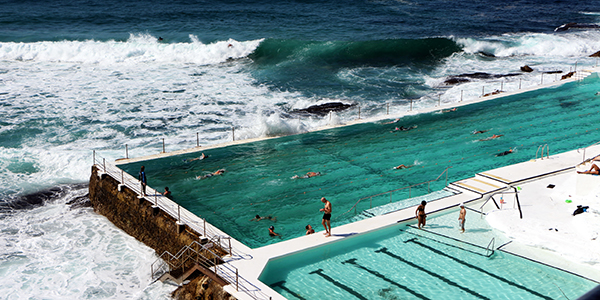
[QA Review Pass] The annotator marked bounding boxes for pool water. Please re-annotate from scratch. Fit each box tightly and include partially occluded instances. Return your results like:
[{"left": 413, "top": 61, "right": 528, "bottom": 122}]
[
  {"left": 259, "top": 214, "right": 597, "bottom": 300},
  {"left": 120, "top": 75, "right": 600, "bottom": 248}
]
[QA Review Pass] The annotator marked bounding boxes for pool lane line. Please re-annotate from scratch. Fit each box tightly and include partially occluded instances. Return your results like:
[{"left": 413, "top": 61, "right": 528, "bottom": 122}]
[
  {"left": 406, "top": 240, "right": 554, "bottom": 300},
  {"left": 401, "top": 227, "right": 491, "bottom": 258},
  {"left": 270, "top": 281, "right": 307, "bottom": 300},
  {"left": 374, "top": 247, "right": 491, "bottom": 300},
  {"left": 341, "top": 258, "right": 429, "bottom": 300},
  {"left": 308, "top": 268, "right": 368, "bottom": 300}
]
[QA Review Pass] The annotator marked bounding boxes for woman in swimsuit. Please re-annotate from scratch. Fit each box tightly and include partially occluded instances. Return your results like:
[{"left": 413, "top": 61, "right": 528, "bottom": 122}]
[{"left": 416, "top": 201, "right": 427, "bottom": 229}]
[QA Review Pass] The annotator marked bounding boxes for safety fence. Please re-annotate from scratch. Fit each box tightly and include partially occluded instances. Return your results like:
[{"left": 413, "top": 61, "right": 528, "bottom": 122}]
[
  {"left": 93, "top": 151, "right": 272, "bottom": 299},
  {"left": 151, "top": 240, "right": 271, "bottom": 300}
]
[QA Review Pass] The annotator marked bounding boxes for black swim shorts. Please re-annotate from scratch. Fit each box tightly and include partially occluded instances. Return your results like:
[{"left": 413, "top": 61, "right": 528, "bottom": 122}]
[{"left": 323, "top": 213, "right": 331, "bottom": 220}]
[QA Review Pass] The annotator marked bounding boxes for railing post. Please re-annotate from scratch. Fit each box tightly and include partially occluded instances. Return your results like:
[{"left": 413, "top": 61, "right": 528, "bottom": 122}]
[
  {"left": 482, "top": 86, "right": 484, "bottom": 96},
  {"left": 103, "top": 158, "right": 105, "bottom": 172},
  {"left": 390, "top": 192, "right": 392, "bottom": 203},
  {"left": 178, "top": 204, "right": 181, "bottom": 223},
  {"left": 121, "top": 169, "right": 124, "bottom": 184},
  {"left": 358, "top": 106, "right": 361, "bottom": 119},
  {"left": 196, "top": 132, "right": 199, "bottom": 147},
  {"left": 126, "top": 144, "right": 128, "bottom": 159},
  {"left": 229, "top": 238, "right": 232, "bottom": 257},
  {"left": 370, "top": 196, "right": 372, "bottom": 209},
  {"left": 519, "top": 78, "right": 521, "bottom": 89},
  {"left": 410, "top": 99, "right": 413, "bottom": 111},
  {"left": 386, "top": 103, "right": 389, "bottom": 115},
  {"left": 460, "top": 90, "right": 463, "bottom": 102},
  {"left": 204, "top": 218, "right": 206, "bottom": 237},
  {"left": 409, "top": 186, "right": 411, "bottom": 198},
  {"left": 236, "top": 269, "right": 239, "bottom": 291},
  {"left": 500, "top": 81, "right": 503, "bottom": 91},
  {"left": 438, "top": 94, "right": 441, "bottom": 107},
  {"left": 232, "top": 127, "right": 235, "bottom": 141},
  {"left": 93, "top": 150, "right": 95, "bottom": 166},
  {"left": 540, "top": 73, "right": 543, "bottom": 85},
  {"left": 162, "top": 138, "right": 165, "bottom": 153}
]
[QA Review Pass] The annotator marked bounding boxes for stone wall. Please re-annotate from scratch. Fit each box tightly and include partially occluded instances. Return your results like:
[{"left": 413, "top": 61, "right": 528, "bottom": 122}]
[{"left": 88, "top": 165, "right": 234, "bottom": 300}]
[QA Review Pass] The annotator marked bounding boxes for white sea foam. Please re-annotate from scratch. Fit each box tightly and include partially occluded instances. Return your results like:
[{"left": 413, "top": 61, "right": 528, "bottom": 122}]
[{"left": 0, "top": 188, "right": 176, "bottom": 299}]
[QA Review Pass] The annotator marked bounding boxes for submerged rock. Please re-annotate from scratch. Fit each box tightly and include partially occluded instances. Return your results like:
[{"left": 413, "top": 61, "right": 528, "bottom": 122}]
[
  {"left": 443, "top": 72, "right": 520, "bottom": 85},
  {"left": 555, "top": 22, "right": 600, "bottom": 32}
]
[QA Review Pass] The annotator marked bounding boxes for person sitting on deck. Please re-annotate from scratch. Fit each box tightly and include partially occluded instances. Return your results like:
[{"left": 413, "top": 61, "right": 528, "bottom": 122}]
[
  {"left": 197, "top": 169, "right": 225, "bottom": 179},
  {"left": 578, "top": 164, "right": 600, "bottom": 175}
]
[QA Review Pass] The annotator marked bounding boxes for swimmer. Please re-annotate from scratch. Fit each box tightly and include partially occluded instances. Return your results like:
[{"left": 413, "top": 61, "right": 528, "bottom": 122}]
[
  {"left": 383, "top": 118, "right": 400, "bottom": 124},
  {"left": 472, "top": 130, "right": 489, "bottom": 134},
  {"left": 197, "top": 169, "right": 225, "bottom": 179},
  {"left": 393, "top": 164, "right": 414, "bottom": 170},
  {"left": 184, "top": 153, "right": 207, "bottom": 162},
  {"left": 305, "top": 224, "right": 315, "bottom": 235},
  {"left": 162, "top": 187, "right": 172, "bottom": 198},
  {"left": 269, "top": 226, "right": 281, "bottom": 238},
  {"left": 391, "top": 125, "right": 417, "bottom": 132},
  {"left": 442, "top": 107, "right": 457, "bottom": 113},
  {"left": 250, "top": 214, "right": 277, "bottom": 222},
  {"left": 480, "top": 134, "right": 503, "bottom": 141},
  {"left": 292, "top": 171, "right": 321, "bottom": 179},
  {"left": 495, "top": 148, "right": 514, "bottom": 157}
]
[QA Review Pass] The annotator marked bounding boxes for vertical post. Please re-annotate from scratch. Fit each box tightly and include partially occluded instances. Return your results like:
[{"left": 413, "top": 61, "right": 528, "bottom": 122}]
[
  {"left": 438, "top": 94, "right": 441, "bottom": 107},
  {"left": 575, "top": 61, "right": 578, "bottom": 73},
  {"left": 482, "top": 86, "right": 484, "bottom": 96},
  {"left": 229, "top": 238, "right": 232, "bottom": 256},
  {"left": 162, "top": 138, "right": 165, "bottom": 153},
  {"left": 410, "top": 99, "right": 413, "bottom": 111},
  {"left": 329, "top": 111, "right": 332, "bottom": 121},
  {"left": 445, "top": 168, "right": 449, "bottom": 187},
  {"left": 460, "top": 90, "right": 463, "bottom": 102},
  {"left": 500, "top": 81, "right": 503, "bottom": 91},
  {"left": 196, "top": 133, "right": 199, "bottom": 147},
  {"left": 386, "top": 103, "right": 389, "bottom": 115},
  {"left": 178, "top": 204, "right": 181, "bottom": 223},
  {"left": 409, "top": 186, "right": 411, "bottom": 198},
  {"left": 103, "top": 158, "right": 105, "bottom": 172},
  {"left": 390, "top": 192, "right": 392, "bottom": 203},
  {"left": 236, "top": 269, "right": 239, "bottom": 291},
  {"left": 155, "top": 192, "right": 158, "bottom": 206},
  {"left": 370, "top": 196, "right": 372, "bottom": 209},
  {"left": 126, "top": 144, "right": 129, "bottom": 159},
  {"left": 204, "top": 218, "right": 206, "bottom": 237},
  {"left": 540, "top": 73, "right": 543, "bottom": 85},
  {"left": 358, "top": 106, "right": 361, "bottom": 119},
  {"left": 121, "top": 169, "right": 124, "bottom": 184},
  {"left": 93, "top": 150, "right": 95, "bottom": 166},
  {"left": 232, "top": 127, "right": 235, "bottom": 141},
  {"left": 519, "top": 78, "right": 521, "bottom": 89}
]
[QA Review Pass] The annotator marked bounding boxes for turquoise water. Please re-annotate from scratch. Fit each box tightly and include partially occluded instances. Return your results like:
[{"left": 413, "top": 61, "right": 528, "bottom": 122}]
[
  {"left": 259, "top": 216, "right": 597, "bottom": 300},
  {"left": 120, "top": 75, "right": 600, "bottom": 249}
]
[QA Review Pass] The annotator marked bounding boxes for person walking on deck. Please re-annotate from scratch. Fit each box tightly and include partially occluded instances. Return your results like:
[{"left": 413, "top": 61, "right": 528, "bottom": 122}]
[{"left": 458, "top": 203, "right": 466, "bottom": 233}]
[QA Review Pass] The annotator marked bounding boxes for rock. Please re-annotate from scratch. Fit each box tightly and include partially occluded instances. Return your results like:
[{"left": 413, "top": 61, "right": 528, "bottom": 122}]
[
  {"left": 590, "top": 51, "right": 600, "bottom": 58},
  {"left": 561, "top": 72, "right": 575, "bottom": 80},
  {"left": 291, "top": 102, "right": 355, "bottom": 116},
  {"left": 520, "top": 65, "right": 533, "bottom": 72}
]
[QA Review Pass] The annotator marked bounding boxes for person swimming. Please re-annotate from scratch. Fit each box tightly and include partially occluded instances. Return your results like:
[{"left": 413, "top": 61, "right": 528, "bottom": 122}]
[
  {"left": 472, "top": 130, "right": 489, "bottom": 134},
  {"left": 479, "top": 134, "right": 503, "bottom": 141},
  {"left": 184, "top": 153, "right": 207, "bottom": 162},
  {"left": 496, "top": 148, "right": 514, "bottom": 157},
  {"left": 391, "top": 125, "right": 417, "bottom": 132},
  {"left": 250, "top": 214, "right": 277, "bottom": 222},
  {"left": 393, "top": 164, "right": 414, "bottom": 170},
  {"left": 197, "top": 168, "right": 225, "bottom": 179},
  {"left": 292, "top": 171, "right": 321, "bottom": 179}
]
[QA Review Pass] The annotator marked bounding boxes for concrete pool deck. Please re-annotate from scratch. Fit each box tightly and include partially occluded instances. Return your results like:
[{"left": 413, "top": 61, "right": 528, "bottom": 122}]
[{"left": 225, "top": 144, "right": 600, "bottom": 300}]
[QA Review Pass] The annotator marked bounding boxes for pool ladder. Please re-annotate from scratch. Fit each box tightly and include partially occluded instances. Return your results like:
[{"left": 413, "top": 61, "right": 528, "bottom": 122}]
[
  {"left": 485, "top": 238, "right": 495, "bottom": 257},
  {"left": 535, "top": 144, "right": 549, "bottom": 160}
]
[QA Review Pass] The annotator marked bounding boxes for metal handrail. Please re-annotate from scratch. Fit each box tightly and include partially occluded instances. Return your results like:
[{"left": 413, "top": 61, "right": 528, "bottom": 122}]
[
  {"left": 535, "top": 144, "right": 549, "bottom": 160},
  {"left": 578, "top": 140, "right": 600, "bottom": 163},
  {"left": 336, "top": 166, "right": 451, "bottom": 220},
  {"left": 486, "top": 237, "right": 495, "bottom": 257}
]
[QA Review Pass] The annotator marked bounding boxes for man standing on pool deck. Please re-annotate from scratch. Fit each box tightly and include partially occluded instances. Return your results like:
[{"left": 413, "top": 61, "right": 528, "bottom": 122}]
[
  {"left": 139, "top": 166, "right": 147, "bottom": 196},
  {"left": 320, "top": 197, "right": 332, "bottom": 237},
  {"left": 458, "top": 203, "right": 466, "bottom": 233}
]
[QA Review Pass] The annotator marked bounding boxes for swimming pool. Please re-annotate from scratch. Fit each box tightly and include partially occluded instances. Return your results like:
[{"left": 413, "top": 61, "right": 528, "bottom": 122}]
[
  {"left": 259, "top": 209, "right": 597, "bottom": 300},
  {"left": 119, "top": 74, "right": 600, "bottom": 248}
]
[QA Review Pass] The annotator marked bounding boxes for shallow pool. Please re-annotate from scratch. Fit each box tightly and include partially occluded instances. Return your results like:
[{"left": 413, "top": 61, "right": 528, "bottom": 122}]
[
  {"left": 259, "top": 211, "right": 597, "bottom": 300},
  {"left": 120, "top": 75, "right": 600, "bottom": 248}
]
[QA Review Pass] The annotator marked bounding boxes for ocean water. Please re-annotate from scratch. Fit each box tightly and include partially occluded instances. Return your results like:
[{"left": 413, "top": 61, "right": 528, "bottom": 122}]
[{"left": 2, "top": 0, "right": 600, "bottom": 298}]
